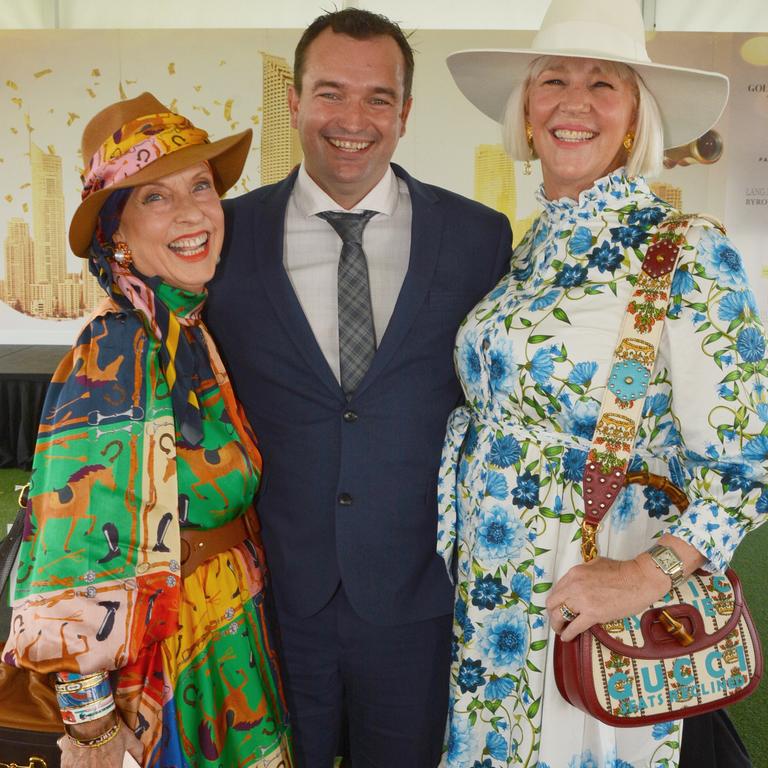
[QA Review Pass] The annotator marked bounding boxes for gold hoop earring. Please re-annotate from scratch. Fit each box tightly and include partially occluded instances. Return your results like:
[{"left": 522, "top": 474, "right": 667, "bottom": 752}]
[
  {"left": 623, "top": 132, "right": 635, "bottom": 153},
  {"left": 112, "top": 241, "right": 133, "bottom": 266}
]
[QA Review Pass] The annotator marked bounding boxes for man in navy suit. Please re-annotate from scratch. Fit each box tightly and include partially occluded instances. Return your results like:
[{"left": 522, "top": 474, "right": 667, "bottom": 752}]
[{"left": 207, "top": 9, "right": 511, "bottom": 766}]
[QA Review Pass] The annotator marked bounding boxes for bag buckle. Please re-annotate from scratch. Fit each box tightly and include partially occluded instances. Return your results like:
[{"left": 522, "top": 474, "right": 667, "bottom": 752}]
[
  {"left": 0, "top": 757, "right": 49, "bottom": 768},
  {"left": 581, "top": 521, "right": 600, "bottom": 562},
  {"left": 658, "top": 609, "right": 695, "bottom": 647}
]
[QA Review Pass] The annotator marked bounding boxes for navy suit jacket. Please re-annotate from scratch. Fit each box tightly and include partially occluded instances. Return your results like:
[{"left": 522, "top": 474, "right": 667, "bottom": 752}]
[{"left": 206, "top": 164, "right": 511, "bottom": 625}]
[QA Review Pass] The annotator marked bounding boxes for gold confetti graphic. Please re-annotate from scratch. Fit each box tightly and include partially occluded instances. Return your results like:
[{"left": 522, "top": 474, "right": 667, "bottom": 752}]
[
  {"left": 66, "top": 112, "right": 79, "bottom": 126},
  {"left": 91, "top": 68, "right": 101, "bottom": 77},
  {"left": 168, "top": 62, "right": 176, "bottom": 75},
  {"left": 250, "top": 114, "right": 260, "bottom": 126},
  {"left": 47, "top": 145, "right": 56, "bottom": 155},
  {"left": 223, "top": 98, "right": 233, "bottom": 121},
  {"left": 119, "top": 81, "right": 127, "bottom": 99},
  {"left": 193, "top": 85, "right": 202, "bottom": 92},
  {"left": 34, "top": 68, "right": 53, "bottom": 78},
  {"left": 170, "top": 98, "right": 178, "bottom": 113},
  {"left": 6, "top": 79, "right": 18, "bottom": 90},
  {"left": 22, "top": 202, "right": 28, "bottom": 213},
  {"left": 86, "top": 88, "right": 96, "bottom": 98},
  {"left": 4, "top": 195, "right": 12, "bottom": 203},
  {"left": 193, "top": 105, "right": 211, "bottom": 116},
  {"left": 10, "top": 127, "right": 18, "bottom": 134},
  {"left": 11, "top": 97, "right": 22, "bottom": 108},
  {"left": 19, "top": 182, "right": 30, "bottom": 189},
  {"left": 219, "top": 60, "right": 226, "bottom": 66}
]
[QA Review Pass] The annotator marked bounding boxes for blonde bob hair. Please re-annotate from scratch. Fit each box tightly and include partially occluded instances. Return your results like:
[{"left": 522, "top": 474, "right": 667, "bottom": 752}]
[{"left": 502, "top": 56, "right": 664, "bottom": 179}]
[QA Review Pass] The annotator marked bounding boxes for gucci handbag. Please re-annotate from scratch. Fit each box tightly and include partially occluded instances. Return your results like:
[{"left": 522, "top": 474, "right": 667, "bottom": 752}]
[
  {"left": 0, "top": 485, "right": 62, "bottom": 768},
  {"left": 553, "top": 215, "right": 763, "bottom": 726}
]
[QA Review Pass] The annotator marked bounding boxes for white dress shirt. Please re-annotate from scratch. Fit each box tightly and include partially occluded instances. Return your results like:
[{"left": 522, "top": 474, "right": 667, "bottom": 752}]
[{"left": 283, "top": 164, "right": 412, "bottom": 381}]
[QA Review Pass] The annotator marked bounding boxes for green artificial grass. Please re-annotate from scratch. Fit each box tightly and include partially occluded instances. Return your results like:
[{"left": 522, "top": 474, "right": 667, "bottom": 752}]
[{"left": 0, "top": 468, "right": 766, "bottom": 762}]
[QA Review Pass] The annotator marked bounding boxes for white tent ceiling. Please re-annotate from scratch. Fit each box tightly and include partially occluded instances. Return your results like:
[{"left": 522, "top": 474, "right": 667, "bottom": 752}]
[{"left": 1, "top": 0, "right": 767, "bottom": 31}]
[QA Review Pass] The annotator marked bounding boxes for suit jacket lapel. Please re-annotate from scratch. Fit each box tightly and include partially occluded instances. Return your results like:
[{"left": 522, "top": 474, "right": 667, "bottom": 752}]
[
  {"left": 355, "top": 164, "right": 444, "bottom": 398},
  {"left": 254, "top": 171, "right": 344, "bottom": 399}
]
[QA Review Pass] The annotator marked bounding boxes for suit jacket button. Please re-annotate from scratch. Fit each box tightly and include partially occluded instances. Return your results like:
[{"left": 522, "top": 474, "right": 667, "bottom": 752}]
[
  {"left": 343, "top": 409, "right": 358, "bottom": 423},
  {"left": 338, "top": 493, "right": 353, "bottom": 506}
]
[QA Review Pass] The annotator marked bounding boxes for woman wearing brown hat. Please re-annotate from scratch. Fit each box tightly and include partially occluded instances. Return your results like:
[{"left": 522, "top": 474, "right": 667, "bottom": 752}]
[
  {"left": 438, "top": 0, "right": 766, "bottom": 766},
  {"left": 3, "top": 93, "right": 293, "bottom": 767}
]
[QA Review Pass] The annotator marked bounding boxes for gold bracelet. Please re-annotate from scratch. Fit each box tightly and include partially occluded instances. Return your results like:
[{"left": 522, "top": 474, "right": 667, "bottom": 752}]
[{"left": 65, "top": 712, "right": 122, "bottom": 749}]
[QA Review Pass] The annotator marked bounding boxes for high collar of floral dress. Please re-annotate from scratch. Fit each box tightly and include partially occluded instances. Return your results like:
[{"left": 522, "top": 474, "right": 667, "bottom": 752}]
[{"left": 535, "top": 168, "right": 652, "bottom": 225}]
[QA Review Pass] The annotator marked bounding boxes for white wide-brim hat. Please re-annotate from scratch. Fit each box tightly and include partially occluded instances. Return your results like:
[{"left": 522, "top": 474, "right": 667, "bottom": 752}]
[{"left": 447, "top": 0, "right": 729, "bottom": 149}]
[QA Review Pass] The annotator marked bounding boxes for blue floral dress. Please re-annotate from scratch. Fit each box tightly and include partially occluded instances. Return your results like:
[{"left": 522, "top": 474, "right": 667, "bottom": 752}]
[{"left": 438, "top": 171, "right": 768, "bottom": 768}]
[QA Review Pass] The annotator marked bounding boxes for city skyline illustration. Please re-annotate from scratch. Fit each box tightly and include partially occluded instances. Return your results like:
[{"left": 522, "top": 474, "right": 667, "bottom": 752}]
[{"left": 1, "top": 49, "right": 304, "bottom": 321}]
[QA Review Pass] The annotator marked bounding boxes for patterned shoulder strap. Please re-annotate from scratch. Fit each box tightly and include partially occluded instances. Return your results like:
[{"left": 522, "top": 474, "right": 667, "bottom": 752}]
[{"left": 579, "top": 213, "right": 712, "bottom": 562}]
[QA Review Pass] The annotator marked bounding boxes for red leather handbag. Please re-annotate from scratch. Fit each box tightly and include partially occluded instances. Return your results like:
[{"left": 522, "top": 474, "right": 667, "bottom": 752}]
[{"left": 553, "top": 216, "right": 763, "bottom": 726}]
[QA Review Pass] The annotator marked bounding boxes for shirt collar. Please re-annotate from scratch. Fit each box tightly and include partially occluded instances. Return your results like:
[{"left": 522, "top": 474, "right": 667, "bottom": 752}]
[{"left": 294, "top": 163, "right": 399, "bottom": 218}]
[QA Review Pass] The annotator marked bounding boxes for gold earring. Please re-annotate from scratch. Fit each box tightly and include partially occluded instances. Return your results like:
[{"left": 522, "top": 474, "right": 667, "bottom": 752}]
[
  {"left": 623, "top": 132, "right": 635, "bottom": 153},
  {"left": 525, "top": 122, "right": 534, "bottom": 150},
  {"left": 112, "top": 240, "right": 133, "bottom": 266}
]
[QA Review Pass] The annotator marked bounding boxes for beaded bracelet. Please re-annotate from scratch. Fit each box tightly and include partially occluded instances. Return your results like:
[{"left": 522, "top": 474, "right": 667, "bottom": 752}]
[{"left": 65, "top": 712, "right": 123, "bottom": 749}]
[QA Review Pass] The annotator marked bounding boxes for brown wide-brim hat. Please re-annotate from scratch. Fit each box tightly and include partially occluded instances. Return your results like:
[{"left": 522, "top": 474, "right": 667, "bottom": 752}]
[{"left": 69, "top": 91, "right": 252, "bottom": 257}]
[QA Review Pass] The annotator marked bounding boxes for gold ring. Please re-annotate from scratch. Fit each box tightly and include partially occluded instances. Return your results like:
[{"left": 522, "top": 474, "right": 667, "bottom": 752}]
[{"left": 560, "top": 603, "right": 578, "bottom": 622}]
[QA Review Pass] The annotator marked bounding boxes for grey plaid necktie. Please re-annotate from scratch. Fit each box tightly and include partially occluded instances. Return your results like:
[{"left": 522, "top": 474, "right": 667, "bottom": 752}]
[{"left": 318, "top": 210, "right": 377, "bottom": 396}]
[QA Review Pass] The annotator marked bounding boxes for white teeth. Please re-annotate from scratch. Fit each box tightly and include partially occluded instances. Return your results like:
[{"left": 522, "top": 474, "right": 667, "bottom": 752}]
[
  {"left": 329, "top": 138, "right": 371, "bottom": 151},
  {"left": 553, "top": 129, "right": 596, "bottom": 141},
  {"left": 169, "top": 233, "right": 208, "bottom": 255}
]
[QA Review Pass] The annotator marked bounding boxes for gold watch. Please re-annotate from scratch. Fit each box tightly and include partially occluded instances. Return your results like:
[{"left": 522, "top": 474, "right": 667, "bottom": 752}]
[{"left": 647, "top": 544, "right": 686, "bottom": 588}]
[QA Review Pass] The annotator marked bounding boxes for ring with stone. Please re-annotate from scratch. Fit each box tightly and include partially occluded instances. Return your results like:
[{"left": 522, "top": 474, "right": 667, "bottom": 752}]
[{"left": 560, "top": 603, "right": 578, "bottom": 622}]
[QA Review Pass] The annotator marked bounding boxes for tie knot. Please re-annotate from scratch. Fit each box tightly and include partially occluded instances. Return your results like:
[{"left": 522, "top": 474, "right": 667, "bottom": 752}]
[{"left": 318, "top": 210, "right": 376, "bottom": 245}]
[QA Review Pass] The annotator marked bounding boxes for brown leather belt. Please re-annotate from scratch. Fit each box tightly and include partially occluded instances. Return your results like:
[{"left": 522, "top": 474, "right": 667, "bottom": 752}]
[{"left": 179, "top": 508, "right": 256, "bottom": 578}]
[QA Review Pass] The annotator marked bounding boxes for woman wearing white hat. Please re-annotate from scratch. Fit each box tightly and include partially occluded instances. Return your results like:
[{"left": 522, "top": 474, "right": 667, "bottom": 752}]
[{"left": 438, "top": 1, "right": 767, "bottom": 766}]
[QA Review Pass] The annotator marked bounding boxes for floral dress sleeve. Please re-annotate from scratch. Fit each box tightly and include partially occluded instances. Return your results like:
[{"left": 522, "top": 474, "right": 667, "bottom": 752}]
[{"left": 663, "top": 224, "right": 768, "bottom": 571}]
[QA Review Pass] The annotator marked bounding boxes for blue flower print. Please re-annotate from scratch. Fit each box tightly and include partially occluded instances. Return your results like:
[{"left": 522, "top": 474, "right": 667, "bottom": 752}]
[
  {"left": 486, "top": 731, "right": 508, "bottom": 761},
  {"left": 567, "top": 748, "right": 599, "bottom": 768},
  {"left": 561, "top": 399, "right": 599, "bottom": 439},
  {"left": 587, "top": 241, "right": 623, "bottom": 273},
  {"left": 477, "top": 506, "right": 527, "bottom": 561},
  {"left": 722, "top": 465, "right": 757, "bottom": 494},
  {"left": 485, "top": 471, "right": 509, "bottom": 499},
  {"left": 530, "top": 347, "right": 555, "bottom": 384},
  {"left": 610, "top": 224, "right": 646, "bottom": 248},
  {"left": 457, "top": 657, "right": 487, "bottom": 693},
  {"left": 455, "top": 598, "right": 475, "bottom": 643},
  {"left": 512, "top": 258, "right": 535, "bottom": 282},
  {"left": 697, "top": 229, "right": 747, "bottom": 288},
  {"left": 568, "top": 361, "right": 598, "bottom": 386},
  {"left": 644, "top": 485, "right": 671, "bottom": 519},
  {"left": 628, "top": 206, "right": 666, "bottom": 227},
  {"left": 652, "top": 721, "right": 676, "bottom": 740},
  {"left": 458, "top": 333, "right": 482, "bottom": 386},
  {"left": 486, "top": 283, "right": 507, "bottom": 301},
  {"left": 606, "top": 760, "right": 634, "bottom": 768},
  {"left": 611, "top": 486, "right": 638, "bottom": 530},
  {"left": 530, "top": 289, "right": 560, "bottom": 312},
  {"left": 569, "top": 226, "right": 593, "bottom": 255},
  {"left": 488, "top": 434, "right": 521, "bottom": 468},
  {"left": 485, "top": 676, "right": 515, "bottom": 700},
  {"left": 554, "top": 264, "right": 588, "bottom": 288},
  {"left": 756, "top": 489, "right": 768, "bottom": 515},
  {"left": 736, "top": 327, "right": 765, "bottom": 363},
  {"left": 669, "top": 455, "right": 686, "bottom": 489},
  {"left": 718, "top": 290, "right": 758, "bottom": 323},
  {"left": 472, "top": 761, "right": 494, "bottom": 768},
  {"left": 671, "top": 268, "right": 696, "bottom": 296},
  {"left": 464, "top": 422, "right": 479, "bottom": 457},
  {"left": 470, "top": 574, "right": 508, "bottom": 610},
  {"left": 758, "top": 403, "right": 768, "bottom": 423},
  {"left": 445, "top": 713, "right": 471, "bottom": 764},
  {"left": 642, "top": 393, "right": 670, "bottom": 417},
  {"left": 512, "top": 470, "right": 540, "bottom": 509},
  {"left": 488, "top": 338, "right": 518, "bottom": 395},
  {"left": 562, "top": 447, "right": 587, "bottom": 482},
  {"left": 510, "top": 572, "right": 532, "bottom": 602},
  {"left": 479, "top": 607, "right": 529, "bottom": 670},
  {"left": 743, "top": 435, "right": 768, "bottom": 461}
]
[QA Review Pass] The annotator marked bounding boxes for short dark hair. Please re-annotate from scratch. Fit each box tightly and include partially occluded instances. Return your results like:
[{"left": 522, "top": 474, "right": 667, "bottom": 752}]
[{"left": 293, "top": 8, "right": 415, "bottom": 103}]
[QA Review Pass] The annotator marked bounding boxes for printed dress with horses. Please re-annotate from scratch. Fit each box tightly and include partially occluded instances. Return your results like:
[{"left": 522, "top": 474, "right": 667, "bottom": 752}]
[
  {"left": 438, "top": 172, "right": 767, "bottom": 768},
  {"left": 3, "top": 283, "right": 293, "bottom": 768}
]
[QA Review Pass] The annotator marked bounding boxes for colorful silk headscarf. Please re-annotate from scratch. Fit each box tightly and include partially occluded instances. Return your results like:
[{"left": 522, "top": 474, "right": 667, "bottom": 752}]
[
  {"left": 90, "top": 192, "right": 209, "bottom": 445},
  {"left": 82, "top": 112, "right": 209, "bottom": 199}
]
